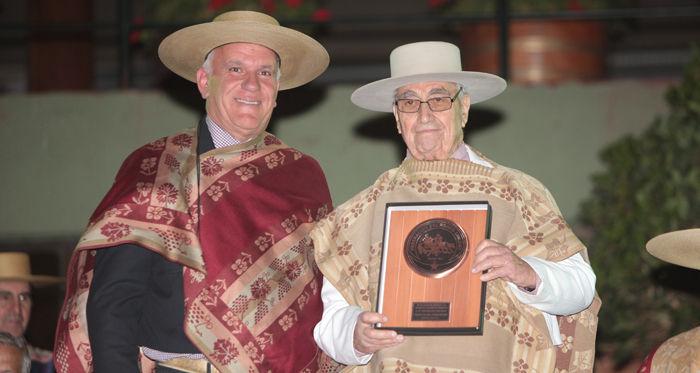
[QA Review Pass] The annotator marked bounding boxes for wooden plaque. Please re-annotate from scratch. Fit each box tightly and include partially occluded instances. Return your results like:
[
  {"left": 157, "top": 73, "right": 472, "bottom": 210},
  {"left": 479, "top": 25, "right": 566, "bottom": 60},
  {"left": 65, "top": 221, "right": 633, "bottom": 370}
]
[{"left": 376, "top": 201, "right": 491, "bottom": 335}]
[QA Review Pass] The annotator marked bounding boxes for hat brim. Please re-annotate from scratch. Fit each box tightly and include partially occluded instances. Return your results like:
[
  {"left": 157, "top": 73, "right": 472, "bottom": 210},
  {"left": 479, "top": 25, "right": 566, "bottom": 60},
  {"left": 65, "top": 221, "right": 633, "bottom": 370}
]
[
  {"left": 351, "top": 71, "right": 507, "bottom": 112},
  {"left": 1, "top": 275, "right": 64, "bottom": 288},
  {"left": 158, "top": 22, "right": 329, "bottom": 91},
  {"left": 646, "top": 228, "right": 700, "bottom": 270}
]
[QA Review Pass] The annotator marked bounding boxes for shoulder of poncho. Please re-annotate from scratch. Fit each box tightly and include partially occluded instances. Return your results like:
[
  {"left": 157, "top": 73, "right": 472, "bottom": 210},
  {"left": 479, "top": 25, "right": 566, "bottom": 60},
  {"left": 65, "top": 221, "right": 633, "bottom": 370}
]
[
  {"left": 333, "top": 166, "right": 401, "bottom": 211},
  {"left": 263, "top": 134, "right": 326, "bottom": 174},
  {"left": 126, "top": 126, "right": 197, "bottom": 159},
  {"left": 477, "top": 154, "right": 551, "bottom": 196},
  {"left": 500, "top": 163, "right": 547, "bottom": 189},
  {"left": 281, "top": 141, "right": 320, "bottom": 163}
]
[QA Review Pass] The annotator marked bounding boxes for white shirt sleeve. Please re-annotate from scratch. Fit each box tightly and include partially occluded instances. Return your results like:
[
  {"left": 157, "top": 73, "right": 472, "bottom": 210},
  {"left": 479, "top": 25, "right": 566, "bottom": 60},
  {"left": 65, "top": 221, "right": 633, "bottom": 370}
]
[
  {"left": 507, "top": 252, "right": 596, "bottom": 345},
  {"left": 313, "top": 277, "right": 373, "bottom": 365}
]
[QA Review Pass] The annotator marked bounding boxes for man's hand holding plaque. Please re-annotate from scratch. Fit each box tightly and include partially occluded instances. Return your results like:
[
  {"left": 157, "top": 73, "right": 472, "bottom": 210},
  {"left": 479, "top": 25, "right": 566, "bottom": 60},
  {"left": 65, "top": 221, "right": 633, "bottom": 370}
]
[
  {"left": 353, "top": 312, "right": 405, "bottom": 355},
  {"left": 472, "top": 239, "right": 538, "bottom": 290}
]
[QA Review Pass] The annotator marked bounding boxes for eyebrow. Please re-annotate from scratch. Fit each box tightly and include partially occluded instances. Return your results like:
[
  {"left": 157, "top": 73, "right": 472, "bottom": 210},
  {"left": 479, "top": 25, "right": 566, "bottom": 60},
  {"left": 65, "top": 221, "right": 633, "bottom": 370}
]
[
  {"left": 396, "top": 89, "right": 415, "bottom": 99},
  {"left": 222, "top": 60, "right": 276, "bottom": 71},
  {"left": 0, "top": 290, "right": 31, "bottom": 296},
  {"left": 397, "top": 87, "right": 451, "bottom": 99},
  {"left": 428, "top": 87, "right": 451, "bottom": 96}
]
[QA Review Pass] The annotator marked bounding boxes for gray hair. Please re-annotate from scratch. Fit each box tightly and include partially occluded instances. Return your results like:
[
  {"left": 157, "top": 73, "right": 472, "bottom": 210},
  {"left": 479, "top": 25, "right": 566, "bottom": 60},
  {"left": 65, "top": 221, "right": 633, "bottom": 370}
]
[
  {"left": 0, "top": 331, "right": 30, "bottom": 373},
  {"left": 202, "top": 46, "right": 282, "bottom": 83},
  {"left": 457, "top": 84, "right": 466, "bottom": 100}
]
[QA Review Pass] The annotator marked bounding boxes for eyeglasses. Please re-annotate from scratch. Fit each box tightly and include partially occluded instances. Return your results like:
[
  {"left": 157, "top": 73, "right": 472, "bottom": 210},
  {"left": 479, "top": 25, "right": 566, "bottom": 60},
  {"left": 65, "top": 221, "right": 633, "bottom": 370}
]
[{"left": 395, "top": 87, "right": 462, "bottom": 113}]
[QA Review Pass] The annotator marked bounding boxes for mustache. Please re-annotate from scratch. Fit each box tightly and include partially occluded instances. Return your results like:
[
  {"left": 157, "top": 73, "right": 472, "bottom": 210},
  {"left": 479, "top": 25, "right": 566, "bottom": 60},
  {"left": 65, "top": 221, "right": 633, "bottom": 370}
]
[{"left": 2, "top": 312, "right": 24, "bottom": 322}]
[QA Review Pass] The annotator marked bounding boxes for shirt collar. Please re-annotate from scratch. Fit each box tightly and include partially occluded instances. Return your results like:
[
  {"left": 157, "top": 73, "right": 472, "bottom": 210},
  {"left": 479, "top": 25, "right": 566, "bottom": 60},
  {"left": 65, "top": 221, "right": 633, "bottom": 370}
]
[
  {"left": 405, "top": 143, "right": 494, "bottom": 169},
  {"left": 205, "top": 116, "right": 254, "bottom": 149},
  {"left": 405, "top": 143, "right": 470, "bottom": 162}
]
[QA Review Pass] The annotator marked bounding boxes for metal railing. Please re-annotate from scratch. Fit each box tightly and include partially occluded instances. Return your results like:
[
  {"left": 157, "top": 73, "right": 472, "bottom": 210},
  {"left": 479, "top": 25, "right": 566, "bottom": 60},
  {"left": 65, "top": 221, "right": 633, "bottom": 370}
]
[{"left": 1, "top": 0, "right": 700, "bottom": 88}]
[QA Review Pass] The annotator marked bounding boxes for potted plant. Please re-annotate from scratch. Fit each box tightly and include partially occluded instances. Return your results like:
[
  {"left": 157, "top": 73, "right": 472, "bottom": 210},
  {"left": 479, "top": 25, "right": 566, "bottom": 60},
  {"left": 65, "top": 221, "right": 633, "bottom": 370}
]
[
  {"left": 580, "top": 47, "right": 700, "bottom": 366},
  {"left": 142, "top": 0, "right": 330, "bottom": 36},
  {"left": 430, "top": 0, "right": 634, "bottom": 85},
  {"left": 131, "top": 0, "right": 331, "bottom": 50}
]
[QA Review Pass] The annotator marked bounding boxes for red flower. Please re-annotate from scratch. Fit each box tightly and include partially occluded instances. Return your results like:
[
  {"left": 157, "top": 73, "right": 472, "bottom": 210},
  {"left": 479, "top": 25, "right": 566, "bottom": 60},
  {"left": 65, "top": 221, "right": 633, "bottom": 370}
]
[
  {"left": 101, "top": 222, "right": 132, "bottom": 242},
  {"left": 284, "top": 261, "right": 304, "bottom": 281},
  {"left": 156, "top": 183, "right": 179, "bottom": 205},
  {"left": 284, "top": 0, "right": 303, "bottom": 9},
  {"left": 171, "top": 133, "right": 193, "bottom": 151},
  {"left": 311, "top": 8, "right": 332, "bottom": 22},
  {"left": 264, "top": 134, "right": 281, "bottom": 146},
  {"left": 428, "top": 0, "right": 451, "bottom": 7},
  {"left": 212, "top": 339, "right": 239, "bottom": 365},
  {"left": 201, "top": 156, "right": 224, "bottom": 176},
  {"left": 209, "top": 0, "right": 234, "bottom": 11},
  {"left": 261, "top": 0, "right": 276, "bottom": 14},
  {"left": 251, "top": 278, "right": 272, "bottom": 300},
  {"left": 566, "top": 0, "right": 584, "bottom": 11},
  {"left": 129, "top": 16, "right": 144, "bottom": 46}
]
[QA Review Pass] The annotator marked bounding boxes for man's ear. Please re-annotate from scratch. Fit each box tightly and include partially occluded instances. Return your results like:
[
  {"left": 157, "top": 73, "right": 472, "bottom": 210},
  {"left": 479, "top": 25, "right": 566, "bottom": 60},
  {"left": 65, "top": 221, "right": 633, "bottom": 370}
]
[
  {"left": 461, "top": 94, "right": 471, "bottom": 127},
  {"left": 196, "top": 68, "right": 210, "bottom": 99},
  {"left": 392, "top": 103, "right": 402, "bottom": 134}
]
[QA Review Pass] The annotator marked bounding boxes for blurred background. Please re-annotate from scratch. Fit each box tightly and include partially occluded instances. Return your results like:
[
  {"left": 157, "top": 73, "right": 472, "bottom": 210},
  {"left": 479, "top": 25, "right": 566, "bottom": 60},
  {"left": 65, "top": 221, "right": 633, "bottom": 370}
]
[{"left": 1, "top": 0, "right": 700, "bottom": 371}]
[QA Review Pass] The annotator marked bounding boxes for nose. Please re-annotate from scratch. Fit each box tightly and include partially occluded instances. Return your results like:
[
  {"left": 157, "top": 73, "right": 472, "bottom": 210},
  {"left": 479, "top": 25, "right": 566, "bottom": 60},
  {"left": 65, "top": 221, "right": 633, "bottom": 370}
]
[
  {"left": 241, "top": 71, "right": 261, "bottom": 92},
  {"left": 11, "top": 297, "right": 23, "bottom": 314},
  {"left": 418, "top": 101, "right": 434, "bottom": 123}
]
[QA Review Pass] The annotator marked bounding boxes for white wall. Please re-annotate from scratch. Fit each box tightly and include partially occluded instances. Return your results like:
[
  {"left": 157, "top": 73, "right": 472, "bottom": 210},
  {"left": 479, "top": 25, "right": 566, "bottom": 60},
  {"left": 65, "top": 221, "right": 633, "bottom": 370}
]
[{"left": 0, "top": 79, "right": 673, "bottom": 238}]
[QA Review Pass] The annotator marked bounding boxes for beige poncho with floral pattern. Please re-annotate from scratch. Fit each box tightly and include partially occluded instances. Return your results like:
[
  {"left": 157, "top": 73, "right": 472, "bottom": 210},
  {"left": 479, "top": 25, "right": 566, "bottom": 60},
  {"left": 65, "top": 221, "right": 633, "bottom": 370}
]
[{"left": 311, "top": 152, "right": 601, "bottom": 373}]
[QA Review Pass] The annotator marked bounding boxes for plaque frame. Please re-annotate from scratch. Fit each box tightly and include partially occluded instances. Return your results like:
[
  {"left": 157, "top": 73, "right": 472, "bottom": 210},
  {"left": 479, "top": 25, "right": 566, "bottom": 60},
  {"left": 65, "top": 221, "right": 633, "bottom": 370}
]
[{"left": 375, "top": 201, "right": 491, "bottom": 335}]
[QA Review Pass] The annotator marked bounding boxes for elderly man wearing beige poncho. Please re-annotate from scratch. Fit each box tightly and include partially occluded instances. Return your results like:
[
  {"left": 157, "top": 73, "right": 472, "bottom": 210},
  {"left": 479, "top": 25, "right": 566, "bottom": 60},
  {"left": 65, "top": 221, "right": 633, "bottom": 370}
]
[{"left": 309, "top": 41, "right": 601, "bottom": 373}]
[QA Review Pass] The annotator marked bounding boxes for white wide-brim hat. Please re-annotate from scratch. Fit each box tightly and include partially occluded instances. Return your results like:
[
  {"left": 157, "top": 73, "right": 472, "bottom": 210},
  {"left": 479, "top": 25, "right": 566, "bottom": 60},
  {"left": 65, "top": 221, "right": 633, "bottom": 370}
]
[
  {"left": 0, "top": 252, "right": 63, "bottom": 287},
  {"left": 351, "top": 41, "right": 507, "bottom": 112},
  {"left": 647, "top": 228, "right": 700, "bottom": 270},
  {"left": 158, "top": 11, "right": 329, "bottom": 91}
]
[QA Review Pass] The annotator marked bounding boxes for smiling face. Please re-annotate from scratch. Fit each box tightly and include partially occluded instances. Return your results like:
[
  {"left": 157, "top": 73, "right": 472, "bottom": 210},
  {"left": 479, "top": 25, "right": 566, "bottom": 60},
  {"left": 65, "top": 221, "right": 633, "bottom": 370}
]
[
  {"left": 0, "top": 282, "right": 31, "bottom": 338},
  {"left": 196, "top": 43, "right": 280, "bottom": 142},
  {"left": 393, "top": 81, "right": 470, "bottom": 161}
]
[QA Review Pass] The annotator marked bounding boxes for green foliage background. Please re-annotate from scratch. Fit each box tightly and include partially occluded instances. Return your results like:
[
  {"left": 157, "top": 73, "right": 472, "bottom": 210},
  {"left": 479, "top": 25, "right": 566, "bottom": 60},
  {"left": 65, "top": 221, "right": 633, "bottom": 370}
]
[{"left": 580, "top": 46, "right": 700, "bottom": 363}]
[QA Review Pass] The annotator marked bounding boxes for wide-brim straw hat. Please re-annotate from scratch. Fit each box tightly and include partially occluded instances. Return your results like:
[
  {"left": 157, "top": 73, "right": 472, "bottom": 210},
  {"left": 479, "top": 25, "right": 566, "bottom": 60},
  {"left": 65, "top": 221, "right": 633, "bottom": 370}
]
[
  {"left": 0, "top": 252, "right": 63, "bottom": 287},
  {"left": 351, "top": 41, "right": 507, "bottom": 112},
  {"left": 646, "top": 228, "right": 700, "bottom": 270},
  {"left": 158, "top": 11, "right": 329, "bottom": 91}
]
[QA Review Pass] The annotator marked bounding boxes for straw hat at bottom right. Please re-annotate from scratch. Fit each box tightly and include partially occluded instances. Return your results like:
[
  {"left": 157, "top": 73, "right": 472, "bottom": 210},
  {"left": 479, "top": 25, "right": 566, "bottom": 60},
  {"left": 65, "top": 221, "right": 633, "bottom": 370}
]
[{"left": 646, "top": 228, "right": 700, "bottom": 270}]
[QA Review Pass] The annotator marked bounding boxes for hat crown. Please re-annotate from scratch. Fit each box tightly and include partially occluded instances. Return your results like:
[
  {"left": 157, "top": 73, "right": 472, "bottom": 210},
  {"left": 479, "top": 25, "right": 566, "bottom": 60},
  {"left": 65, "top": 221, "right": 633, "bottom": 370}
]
[
  {"left": 212, "top": 10, "right": 279, "bottom": 26},
  {"left": 390, "top": 42, "right": 463, "bottom": 78},
  {"left": 0, "top": 252, "right": 63, "bottom": 286},
  {"left": 0, "top": 252, "right": 32, "bottom": 279}
]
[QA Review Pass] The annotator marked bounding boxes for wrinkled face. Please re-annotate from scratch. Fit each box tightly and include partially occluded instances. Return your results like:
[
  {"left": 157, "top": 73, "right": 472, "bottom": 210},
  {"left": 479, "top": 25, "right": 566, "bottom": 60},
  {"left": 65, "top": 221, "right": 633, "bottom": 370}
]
[
  {"left": 393, "top": 81, "right": 470, "bottom": 161},
  {"left": 0, "top": 343, "right": 24, "bottom": 373},
  {"left": 196, "top": 43, "right": 280, "bottom": 142},
  {"left": 0, "top": 282, "right": 31, "bottom": 338}
]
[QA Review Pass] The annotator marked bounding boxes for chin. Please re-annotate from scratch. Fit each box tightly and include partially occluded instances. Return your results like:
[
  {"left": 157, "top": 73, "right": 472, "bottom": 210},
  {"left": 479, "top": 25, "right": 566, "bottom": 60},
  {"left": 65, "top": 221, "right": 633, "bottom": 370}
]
[
  {"left": 412, "top": 145, "right": 449, "bottom": 158},
  {"left": 6, "top": 328, "right": 25, "bottom": 338}
]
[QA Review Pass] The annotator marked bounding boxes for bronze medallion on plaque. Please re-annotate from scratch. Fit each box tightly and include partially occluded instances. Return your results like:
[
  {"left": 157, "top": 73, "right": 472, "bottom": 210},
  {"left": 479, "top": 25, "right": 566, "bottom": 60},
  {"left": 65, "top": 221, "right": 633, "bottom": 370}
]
[{"left": 404, "top": 218, "right": 468, "bottom": 279}]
